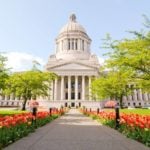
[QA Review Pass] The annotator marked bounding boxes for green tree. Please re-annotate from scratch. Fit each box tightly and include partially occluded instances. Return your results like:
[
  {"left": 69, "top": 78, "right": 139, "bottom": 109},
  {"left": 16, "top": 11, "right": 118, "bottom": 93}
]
[
  {"left": 104, "top": 36, "right": 150, "bottom": 92},
  {"left": 102, "top": 16, "right": 150, "bottom": 92},
  {"left": 92, "top": 70, "right": 133, "bottom": 107},
  {"left": 0, "top": 53, "right": 9, "bottom": 96},
  {"left": 92, "top": 16, "right": 150, "bottom": 107},
  {"left": 4, "top": 71, "right": 57, "bottom": 110}
]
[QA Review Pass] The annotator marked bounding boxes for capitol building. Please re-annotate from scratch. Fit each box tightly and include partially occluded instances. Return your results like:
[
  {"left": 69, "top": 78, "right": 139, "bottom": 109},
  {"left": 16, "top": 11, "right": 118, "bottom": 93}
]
[
  {"left": 45, "top": 14, "right": 100, "bottom": 107},
  {"left": 0, "top": 14, "right": 149, "bottom": 109},
  {"left": 45, "top": 14, "right": 150, "bottom": 108}
]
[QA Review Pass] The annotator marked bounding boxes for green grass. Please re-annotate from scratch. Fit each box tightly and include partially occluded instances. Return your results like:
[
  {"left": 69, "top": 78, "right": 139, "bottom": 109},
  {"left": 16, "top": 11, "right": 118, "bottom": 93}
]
[
  {"left": 0, "top": 110, "right": 27, "bottom": 116},
  {"left": 103, "top": 108, "right": 150, "bottom": 115}
]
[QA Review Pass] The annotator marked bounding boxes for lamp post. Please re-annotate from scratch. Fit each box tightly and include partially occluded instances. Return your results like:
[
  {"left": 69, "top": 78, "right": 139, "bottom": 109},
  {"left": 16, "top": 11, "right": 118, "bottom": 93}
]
[{"left": 115, "top": 103, "right": 120, "bottom": 129}]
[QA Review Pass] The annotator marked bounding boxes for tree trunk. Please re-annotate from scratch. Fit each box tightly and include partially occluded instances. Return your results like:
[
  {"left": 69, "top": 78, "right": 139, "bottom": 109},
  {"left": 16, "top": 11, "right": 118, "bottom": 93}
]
[{"left": 22, "top": 98, "right": 27, "bottom": 110}]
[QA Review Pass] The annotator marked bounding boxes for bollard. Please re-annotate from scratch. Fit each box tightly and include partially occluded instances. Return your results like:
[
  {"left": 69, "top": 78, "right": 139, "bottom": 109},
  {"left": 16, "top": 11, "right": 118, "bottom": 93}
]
[
  {"left": 115, "top": 105, "right": 120, "bottom": 129},
  {"left": 90, "top": 108, "right": 91, "bottom": 112},
  {"left": 85, "top": 108, "right": 87, "bottom": 113},
  {"left": 49, "top": 108, "right": 52, "bottom": 116},
  {"left": 97, "top": 108, "right": 99, "bottom": 114},
  {"left": 32, "top": 107, "right": 37, "bottom": 125}
]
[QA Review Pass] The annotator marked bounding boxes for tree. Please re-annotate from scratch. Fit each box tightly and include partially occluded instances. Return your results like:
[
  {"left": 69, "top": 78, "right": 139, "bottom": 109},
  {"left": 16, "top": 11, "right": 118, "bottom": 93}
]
[
  {"left": 0, "top": 53, "right": 9, "bottom": 96},
  {"left": 101, "top": 15, "right": 150, "bottom": 92},
  {"left": 104, "top": 36, "right": 150, "bottom": 92},
  {"left": 92, "top": 16, "right": 150, "bottom": 107},
  {"left": 4, "top": 71, "right": 57, "bottom": 110},
  {"left": 91, "top": 69, "right": 133, "bottom": 108}
]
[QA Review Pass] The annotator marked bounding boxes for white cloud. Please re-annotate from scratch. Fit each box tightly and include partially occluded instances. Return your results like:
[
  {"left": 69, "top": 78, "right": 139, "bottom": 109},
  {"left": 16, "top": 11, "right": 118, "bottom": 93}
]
[
  {"left": 3, "top": 52, "right": 45, "bottom": 72},
  {"left": 97, "top": 56, "right": 105, "bottom": 65}
]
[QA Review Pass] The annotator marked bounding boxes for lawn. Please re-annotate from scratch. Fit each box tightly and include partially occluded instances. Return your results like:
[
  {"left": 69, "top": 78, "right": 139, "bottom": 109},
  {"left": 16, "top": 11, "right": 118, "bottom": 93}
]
[
  {"left": 0, "top": 109, "right": 27, "bottom": 115},
  {"left": 103, "top": 108, "right": 150, "bottom": 115}
]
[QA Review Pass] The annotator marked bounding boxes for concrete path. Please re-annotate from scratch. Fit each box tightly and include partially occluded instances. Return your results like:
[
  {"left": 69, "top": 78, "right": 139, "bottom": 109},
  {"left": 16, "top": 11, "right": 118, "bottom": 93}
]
[{"left": 4, "top": 109, "right": 149, "bottom": 150}]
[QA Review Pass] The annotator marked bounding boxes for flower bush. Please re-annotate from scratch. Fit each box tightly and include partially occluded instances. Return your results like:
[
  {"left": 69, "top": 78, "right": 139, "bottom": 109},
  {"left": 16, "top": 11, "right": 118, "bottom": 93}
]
[
  {"left": 0, "top": 108, "right": 64, "bottom": 149},
  {"left": 81, "top": 108, "right": 150, "bottom": 147}
]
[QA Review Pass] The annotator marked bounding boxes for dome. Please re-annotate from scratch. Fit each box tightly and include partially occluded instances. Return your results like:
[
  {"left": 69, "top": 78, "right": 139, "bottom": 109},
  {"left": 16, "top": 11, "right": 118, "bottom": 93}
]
[
  {"left": 59, "top": 14, "right": 87, "bottom": 34},
  {"left": 55, "top": 14, "right": 91, "bottom": 60}
]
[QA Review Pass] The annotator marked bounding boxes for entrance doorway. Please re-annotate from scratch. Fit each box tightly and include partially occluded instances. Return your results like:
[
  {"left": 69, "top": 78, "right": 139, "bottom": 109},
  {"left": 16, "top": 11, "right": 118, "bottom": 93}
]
[
  {"left": 71, "top": 93, "right": 75, "bottom": 99},
  {"left": 79, "top": 102, "right": 81, "bottom": 107},
  {"left": 65, "top": 102, "right": 68, "bottom": 107},
  {"left": 71, "top": 102, "right": 75, "bottom": 107}
]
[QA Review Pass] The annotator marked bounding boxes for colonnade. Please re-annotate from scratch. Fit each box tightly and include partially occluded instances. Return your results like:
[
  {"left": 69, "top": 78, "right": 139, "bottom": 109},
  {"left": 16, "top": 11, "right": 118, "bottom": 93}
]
[
  {"left": 56, "top": 38, "right": 90, "bottom": 52},
  {"left": 51, "top": 75, "right": 92, "bottom": 101}
]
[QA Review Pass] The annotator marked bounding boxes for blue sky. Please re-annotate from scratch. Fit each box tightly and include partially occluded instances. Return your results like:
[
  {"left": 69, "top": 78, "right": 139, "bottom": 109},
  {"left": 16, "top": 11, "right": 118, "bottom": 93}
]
[{"left": 0, "top": 0, "right": 149, "bottom": 71}]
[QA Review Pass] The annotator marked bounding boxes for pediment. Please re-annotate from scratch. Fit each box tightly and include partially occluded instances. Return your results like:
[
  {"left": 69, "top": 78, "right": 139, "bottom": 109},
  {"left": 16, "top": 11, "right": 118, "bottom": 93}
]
[{"left": 50, "top": 62, "right": 95, "bottom": 70}]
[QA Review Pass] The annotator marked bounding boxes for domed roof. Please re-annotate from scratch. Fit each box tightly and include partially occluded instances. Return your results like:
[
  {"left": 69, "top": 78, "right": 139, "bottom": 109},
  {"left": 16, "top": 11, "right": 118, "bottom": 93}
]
[{"left": 59, "top": 14, "right": 87, "bottom": 34}]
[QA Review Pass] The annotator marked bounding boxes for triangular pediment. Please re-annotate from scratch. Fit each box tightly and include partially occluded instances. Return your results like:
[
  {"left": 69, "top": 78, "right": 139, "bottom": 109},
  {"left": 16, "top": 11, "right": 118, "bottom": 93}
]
[{"left": 50, "top": 62, "right": 95, "bottom": 70}]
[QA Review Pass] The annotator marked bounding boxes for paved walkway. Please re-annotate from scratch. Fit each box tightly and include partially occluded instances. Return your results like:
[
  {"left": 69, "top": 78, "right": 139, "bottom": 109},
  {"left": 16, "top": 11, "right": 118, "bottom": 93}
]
[{"left": 4, "top": 109, "right": 149, "bottom": 150}]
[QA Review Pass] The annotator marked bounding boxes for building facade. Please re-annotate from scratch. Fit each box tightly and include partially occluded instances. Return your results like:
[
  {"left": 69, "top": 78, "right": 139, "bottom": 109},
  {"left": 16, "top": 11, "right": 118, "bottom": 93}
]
[
  {"left": 0, "top": 14, "right": 149, "bottom": 109},
  {"left": 45, "top": 14, "right": 100, "bottom": 107}
]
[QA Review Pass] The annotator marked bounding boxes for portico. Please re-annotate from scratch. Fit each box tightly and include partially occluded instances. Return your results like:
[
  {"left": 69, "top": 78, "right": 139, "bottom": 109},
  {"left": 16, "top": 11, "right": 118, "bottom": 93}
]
[{"left": 53, "top": 75, "right": 92, "bottom": 101}]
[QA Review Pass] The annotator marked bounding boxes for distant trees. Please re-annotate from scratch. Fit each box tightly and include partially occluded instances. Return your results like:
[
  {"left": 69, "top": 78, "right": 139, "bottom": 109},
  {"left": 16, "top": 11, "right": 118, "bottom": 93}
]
[{"left": 92, "top": 16, "right": 150, "bottom": 106}]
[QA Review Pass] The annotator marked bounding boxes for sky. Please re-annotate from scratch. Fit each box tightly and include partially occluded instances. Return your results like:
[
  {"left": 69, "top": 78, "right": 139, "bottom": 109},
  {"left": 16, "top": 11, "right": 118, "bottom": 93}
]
[{"left": 0, "top": 0, "right": 149, "bottom": 71}]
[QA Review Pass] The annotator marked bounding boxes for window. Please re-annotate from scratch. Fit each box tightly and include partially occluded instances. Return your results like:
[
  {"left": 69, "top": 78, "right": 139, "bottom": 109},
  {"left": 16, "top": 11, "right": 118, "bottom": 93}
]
[
  {"left": 71, "top": 82, "right": 75, "bottom": 90},
  {"left": 72, "top": 39, "right": 74, "bottom": 50},
  {"left": 78, "top": 93, "right": 81, "bottom": 99},
  {"left": 65, "top": 93, "right": 68, "bottom": 99},
  {"left": 68, "top": 39, "right": 70, "bottom": 50},
  {"left": 82, "top": 40, "right": 84, "bottom": 50},
  {"left": 75, "top": 39, "right": 78, "bottom": 50},
  {"left": 65, "top": 83, "right": 68, "bottom": 89}
]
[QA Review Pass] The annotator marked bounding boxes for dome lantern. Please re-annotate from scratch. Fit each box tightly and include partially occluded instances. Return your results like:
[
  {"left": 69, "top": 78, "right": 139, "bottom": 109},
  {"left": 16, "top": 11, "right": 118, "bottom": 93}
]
[{"left": 69, "top": 14, "right": 76, "bottom": 22}]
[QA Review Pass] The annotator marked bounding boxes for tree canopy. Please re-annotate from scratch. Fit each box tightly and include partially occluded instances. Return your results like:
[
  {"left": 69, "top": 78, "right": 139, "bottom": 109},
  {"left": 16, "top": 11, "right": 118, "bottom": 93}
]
[
  {"left": 91, "top": 16, "right": 150, "bottom": 107},
  {"left": 4, "top": 71, "right": 57, "bottom": 110}
]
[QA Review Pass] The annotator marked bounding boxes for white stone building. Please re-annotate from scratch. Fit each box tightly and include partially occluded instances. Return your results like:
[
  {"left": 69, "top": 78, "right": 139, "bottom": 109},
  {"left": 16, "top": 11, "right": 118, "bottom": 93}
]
[
  {"left": 0, "top": 14, "right": 149, "bottom": 109},
  {"left": 45, "top": 14, "right": 100, "bottom": 107}
]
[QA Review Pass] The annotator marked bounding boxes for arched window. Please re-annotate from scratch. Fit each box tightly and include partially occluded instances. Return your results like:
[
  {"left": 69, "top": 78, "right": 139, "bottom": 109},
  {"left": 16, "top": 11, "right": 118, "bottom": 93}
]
[
  {"left": 72, "top": 39, "right": 74, "bottom": 50},
  {"left": 75, "top": 39, "right": 78, "bottom": 50},
  {"left": 82, "top": 40, "right": 84, "bottom": 50},
  {"left": 68, "top": 39, "right": 70, "bottom": 50}
]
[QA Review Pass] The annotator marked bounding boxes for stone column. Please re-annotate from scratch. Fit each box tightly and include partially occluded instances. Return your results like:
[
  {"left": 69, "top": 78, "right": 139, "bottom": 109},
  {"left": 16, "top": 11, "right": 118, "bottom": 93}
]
[
  {"left": 143, "top": 93, "right": 148, "bottom": 102},
  {"left": 50, "top": 81, "right": 54, "bottom": 100},
  {"left": 75, "top": 76, "right": 78, "bottom": 100},
  {"left": 65, "top": 39, "right": 67, "bottom": 50},
  {"left": 61, "top": 76, "right": 64, "bottom": 100},
  {"left": 82, "top": 76, "right": 85, "bottom": 100},
  {"left": 127, "top": 95, "right": 132, "bottom": 101},
  {"left": 89, "top": 76, "right": 92, "bottom": 100},
  {"left": 137, "top": 89, "right": 143, "bottom": 101},
  {"left": 0, "top": 95, "right": 2, "bottom": 100},
  {"left": 78, "top": 39, "right": 80, "bottom": 50},
  {"left": 5, "top": 95, "right": 7, "bottom": 100},
  {"left": 68, "top": 76, "right": 71, "bottom": 100},
  {"left": 54, "top": 78, "right": 58, "bottom": 100},
  {"left": 133, "top": 89, "right": 137, "bottom": 101},
  {"left": 10, "top": 94, "right": 14, "bottom": 100}
]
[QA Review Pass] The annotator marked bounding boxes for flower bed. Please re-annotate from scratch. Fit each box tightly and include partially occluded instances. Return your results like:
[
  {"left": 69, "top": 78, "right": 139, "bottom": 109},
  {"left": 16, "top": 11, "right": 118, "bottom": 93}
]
[
  {"left": 0, "top": 109, "right": 64, "bottom": 149},
  {"left": 81, "top": 109, "right": 150, "bottom": 147}
]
